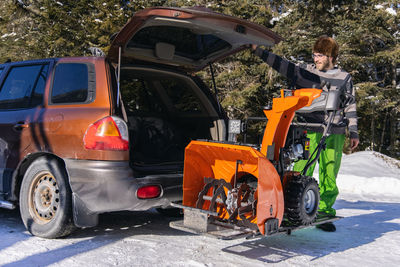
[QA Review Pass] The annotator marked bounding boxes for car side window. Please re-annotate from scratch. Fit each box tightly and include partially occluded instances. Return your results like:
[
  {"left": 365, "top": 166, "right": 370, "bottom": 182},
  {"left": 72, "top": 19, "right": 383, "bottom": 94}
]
[
  {"left": 120, "top": 71, "right": 165, "bottom": 114},
  {"left": 30, "top": 64, "right": 49, "bottom": 107},
  {"left": 0, "top": 64, "right": 48, "bottom": 109},
  {"left": 160, "top": 79, "right": 202, "bottom": 113},
  {"left": 51, "top": 63, "right": 95, "bottom": 104}
]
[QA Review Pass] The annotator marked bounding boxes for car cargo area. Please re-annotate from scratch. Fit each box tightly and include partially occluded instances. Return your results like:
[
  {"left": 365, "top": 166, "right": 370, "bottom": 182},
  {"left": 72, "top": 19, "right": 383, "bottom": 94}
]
[{"left": 119, "top": 67, "right": 225, "bottom": 173}]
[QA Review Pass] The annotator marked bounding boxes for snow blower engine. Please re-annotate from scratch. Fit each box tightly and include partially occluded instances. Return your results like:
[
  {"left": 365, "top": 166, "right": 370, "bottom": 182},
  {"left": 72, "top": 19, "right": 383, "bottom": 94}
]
[{"left": 170, "top": 84, "right": 354, "bottom": 239}]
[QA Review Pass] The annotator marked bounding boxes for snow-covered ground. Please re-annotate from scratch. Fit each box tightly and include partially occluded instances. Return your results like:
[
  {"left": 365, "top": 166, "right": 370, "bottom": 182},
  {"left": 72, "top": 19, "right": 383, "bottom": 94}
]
[{"left": 0, "top": 151, "right": 399, "bottom": 266}]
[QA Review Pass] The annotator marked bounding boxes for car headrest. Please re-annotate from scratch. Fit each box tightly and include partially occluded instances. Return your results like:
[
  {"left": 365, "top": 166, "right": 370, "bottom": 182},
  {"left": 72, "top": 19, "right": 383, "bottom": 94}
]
[{"left": 155, "top": 42, "right": 175, "bottom": 60}]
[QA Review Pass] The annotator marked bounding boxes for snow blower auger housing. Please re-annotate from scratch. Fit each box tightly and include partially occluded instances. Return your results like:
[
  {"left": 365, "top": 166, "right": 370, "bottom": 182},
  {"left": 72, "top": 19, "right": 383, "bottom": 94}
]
[{"left": 170, "top": 88, "right": 346, "bottom": 239}]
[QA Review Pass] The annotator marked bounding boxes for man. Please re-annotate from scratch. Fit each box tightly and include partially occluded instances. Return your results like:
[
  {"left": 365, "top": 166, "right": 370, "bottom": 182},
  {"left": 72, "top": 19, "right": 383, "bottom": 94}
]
[{"left": 252, "top": 36, "right": 359, "bottom": 232}]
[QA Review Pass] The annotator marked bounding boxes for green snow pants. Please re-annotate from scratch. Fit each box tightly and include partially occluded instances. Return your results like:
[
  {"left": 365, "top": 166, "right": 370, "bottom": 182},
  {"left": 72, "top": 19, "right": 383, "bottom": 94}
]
[{"left": 293, "top": 131, "right": 345, "bottom": 216}]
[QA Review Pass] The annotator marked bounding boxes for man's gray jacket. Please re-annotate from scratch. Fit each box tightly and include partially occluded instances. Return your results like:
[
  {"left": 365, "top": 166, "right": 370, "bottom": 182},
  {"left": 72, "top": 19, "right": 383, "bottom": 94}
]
[{"left": 254, "top": 47, "right": 358, "bottom": 139}]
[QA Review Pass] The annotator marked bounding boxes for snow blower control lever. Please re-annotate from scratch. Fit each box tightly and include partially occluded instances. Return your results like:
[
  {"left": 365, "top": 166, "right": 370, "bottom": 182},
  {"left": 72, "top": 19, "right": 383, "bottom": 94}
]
[{"left": 170, "top": 86, "right": 349, "bottom": 239}]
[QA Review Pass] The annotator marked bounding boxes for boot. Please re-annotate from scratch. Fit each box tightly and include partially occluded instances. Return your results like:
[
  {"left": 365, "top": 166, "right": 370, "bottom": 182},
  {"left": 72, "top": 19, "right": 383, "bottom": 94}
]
[{"left": 316, "top": 222, "right": 336, "bottom": 232}]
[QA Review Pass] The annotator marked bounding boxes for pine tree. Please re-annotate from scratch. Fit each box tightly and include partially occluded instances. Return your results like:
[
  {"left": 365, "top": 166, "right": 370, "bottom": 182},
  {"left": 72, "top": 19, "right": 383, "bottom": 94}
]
[
  {"left": 0, "top": 0, "right": 135, "bottom": 61},
  {"left": 267, "top": 0, "right": 400, "bottom": 157},
  {"left": 0, "top": 0, "right": 398, "bottom": 157},
  {"left": 334, "top": 1, "right": 400, "bottom": 156}
]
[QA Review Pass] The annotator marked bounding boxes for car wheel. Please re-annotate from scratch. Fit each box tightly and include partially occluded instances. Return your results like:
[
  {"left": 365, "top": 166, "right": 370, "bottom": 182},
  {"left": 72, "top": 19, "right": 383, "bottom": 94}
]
[
  {"left": 19, "top": 157, "right": 75, "bottom": 238},
  {"left": 284, "top": 176, "right": 319, "bottom": 226}
]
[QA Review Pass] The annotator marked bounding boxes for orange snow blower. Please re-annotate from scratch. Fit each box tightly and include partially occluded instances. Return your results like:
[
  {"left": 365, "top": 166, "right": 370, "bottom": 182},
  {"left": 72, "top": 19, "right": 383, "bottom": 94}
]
[{"left": 171, "top": 87, "right": 351, "bottom": 239}]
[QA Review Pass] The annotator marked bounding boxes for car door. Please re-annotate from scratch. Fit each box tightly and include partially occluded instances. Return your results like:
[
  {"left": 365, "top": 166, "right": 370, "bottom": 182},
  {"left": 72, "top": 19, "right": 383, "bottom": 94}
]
[{"left": 0, "top": 60, "right": 51, "bottom": 195}]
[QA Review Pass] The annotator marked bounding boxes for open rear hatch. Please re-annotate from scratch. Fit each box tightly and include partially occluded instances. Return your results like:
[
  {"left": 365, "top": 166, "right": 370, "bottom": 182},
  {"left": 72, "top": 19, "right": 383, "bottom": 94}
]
[
  {"left": 107, "top": 6, "right": 283, "bottom": 71},
  {"left": 107, "top": 7, "right": 283, "bottom": 173}
]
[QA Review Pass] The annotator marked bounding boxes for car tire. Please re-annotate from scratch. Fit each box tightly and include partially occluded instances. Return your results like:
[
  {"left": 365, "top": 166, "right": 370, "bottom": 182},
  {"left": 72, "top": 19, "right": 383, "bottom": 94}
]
[
  {"left": 19, "top": 157, "right": 75, "bottom": 238},
  {"left": 284, "top": 176, "right": 319, "bottom": 226}
]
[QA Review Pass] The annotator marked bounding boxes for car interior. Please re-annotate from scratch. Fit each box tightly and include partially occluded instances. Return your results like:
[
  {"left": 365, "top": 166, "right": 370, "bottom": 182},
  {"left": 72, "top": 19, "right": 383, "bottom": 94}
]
[{"left": 119, "top": 67, "right": 224, "bottom": 173}]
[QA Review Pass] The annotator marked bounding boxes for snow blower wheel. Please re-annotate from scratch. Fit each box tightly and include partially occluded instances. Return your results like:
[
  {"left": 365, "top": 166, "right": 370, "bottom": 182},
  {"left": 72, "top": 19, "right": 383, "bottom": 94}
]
[{"left": 284, "top": 176, "right": 319, "bottom": 226}]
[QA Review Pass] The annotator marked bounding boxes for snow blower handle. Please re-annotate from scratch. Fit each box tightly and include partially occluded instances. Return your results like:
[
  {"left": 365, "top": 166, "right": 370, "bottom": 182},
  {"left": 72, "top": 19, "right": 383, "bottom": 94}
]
[
  {"left": 341, "top": 81, "right": 356, "bottom": 108},
  {"left": 320, "top": 80, "right": 331, "bottom": 91},
  {"left": 301, "top": 111, "right": 336, "bottom": 176},
  {"left": 299, "top": 76, "right": 357, "bottom": 176}
]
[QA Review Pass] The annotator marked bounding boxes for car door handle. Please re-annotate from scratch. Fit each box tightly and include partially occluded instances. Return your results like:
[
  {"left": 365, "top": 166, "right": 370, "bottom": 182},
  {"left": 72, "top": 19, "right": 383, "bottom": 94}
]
[{"left": 13, "top": 122, "right": 29, "bottom": 131}]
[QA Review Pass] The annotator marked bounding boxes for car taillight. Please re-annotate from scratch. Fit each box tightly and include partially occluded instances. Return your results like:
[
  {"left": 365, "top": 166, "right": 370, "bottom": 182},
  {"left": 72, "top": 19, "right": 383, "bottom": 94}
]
[
  {"left": 84, "top": 116, "right": 129, "bottom": 151},
  {"left": 137, "top": 185, "right": 162, "bottom": 199}
]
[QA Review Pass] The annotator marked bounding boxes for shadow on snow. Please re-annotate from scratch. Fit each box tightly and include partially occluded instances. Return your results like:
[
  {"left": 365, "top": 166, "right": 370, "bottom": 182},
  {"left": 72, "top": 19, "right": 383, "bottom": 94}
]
[
  {"left": 0, "top": 209, "right": 29, "bottom": 253},
  {"left": 0, "top": 209, "right": 185, "bottom": 266},
  {"left": 221, "top": 199, "right": 400, "bottom": 263},
  {"left": 1, "top": 199, "right": 399, "bottom": 265}
]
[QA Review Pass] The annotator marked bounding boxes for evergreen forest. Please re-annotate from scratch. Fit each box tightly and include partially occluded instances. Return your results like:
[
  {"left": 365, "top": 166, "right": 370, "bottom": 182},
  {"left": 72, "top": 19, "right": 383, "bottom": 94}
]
[{"left": 0, "top": 0, "right": 399, "bottom": 158}]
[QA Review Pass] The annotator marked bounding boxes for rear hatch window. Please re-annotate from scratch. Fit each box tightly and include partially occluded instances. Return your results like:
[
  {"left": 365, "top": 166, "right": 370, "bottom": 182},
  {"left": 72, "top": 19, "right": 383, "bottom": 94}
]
[
  {"left": 108, "top": 7, "right": 282, "bottom": 71},
  {"left": 128, "top": 26, "right": 231, "bottom": 61}
]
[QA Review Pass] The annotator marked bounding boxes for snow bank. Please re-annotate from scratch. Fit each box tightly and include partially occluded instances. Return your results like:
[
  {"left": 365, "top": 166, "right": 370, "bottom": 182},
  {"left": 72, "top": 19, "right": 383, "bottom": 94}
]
[{"left": 337, "top": 151, "right": 400, "bottom": 200}]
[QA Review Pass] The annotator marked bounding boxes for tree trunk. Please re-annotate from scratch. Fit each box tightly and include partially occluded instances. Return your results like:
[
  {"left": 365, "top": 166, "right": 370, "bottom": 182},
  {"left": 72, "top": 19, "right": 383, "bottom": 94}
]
[
  {"left": 371, "top": 107, "right": 375, "bottom": 151},
  {"left": 389, "top": 110, "right": 397, "bottom": 155},
  {"left": 379, "top": 108, "right": 388, "bottom": 153},
  {"left": 390, "top": 61, "right": 399, "bottom": 156}
]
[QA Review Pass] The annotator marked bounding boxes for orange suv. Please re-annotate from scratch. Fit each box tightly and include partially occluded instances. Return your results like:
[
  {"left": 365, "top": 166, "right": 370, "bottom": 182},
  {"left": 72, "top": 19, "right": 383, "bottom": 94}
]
[{"left": 0, "top": 7, "right": 281, "bottom": 238}]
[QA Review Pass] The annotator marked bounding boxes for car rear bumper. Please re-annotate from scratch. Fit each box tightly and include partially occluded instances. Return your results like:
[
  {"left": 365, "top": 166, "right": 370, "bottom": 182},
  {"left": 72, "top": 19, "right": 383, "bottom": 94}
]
[{"left": 64, "top": 159, "right": 182, "bottom": 227}]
